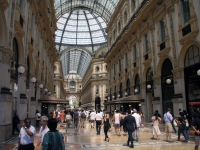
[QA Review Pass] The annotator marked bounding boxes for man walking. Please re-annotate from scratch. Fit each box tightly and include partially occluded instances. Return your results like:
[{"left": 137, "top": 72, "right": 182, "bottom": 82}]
[
  {"left": 73, "top": 109, "right": 79, "bottom": 128},
  {"left": 124, "top": 110, "right": 137, "bottom": 148},
  {"left": 95, "top": 110, "right": 103, "bottom": 135},
  {"left": 18, "top": 118, "right": 36, "bottom": 150},
  {"left": 163, "top": 108, "right": 173, "bottom": 142},
  {"left": 132, "top": 109, "right": 141, "bottom": 141},
  {"left": 113, "top": 110, "right": 121, "bottom": 136}
]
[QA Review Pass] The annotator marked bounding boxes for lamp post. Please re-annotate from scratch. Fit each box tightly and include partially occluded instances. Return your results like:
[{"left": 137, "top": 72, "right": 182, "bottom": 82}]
[
  {"left": 17, "top": 66, "right": 25, "bottom": 76},
  {"left": 166, "top": 79, "right": 171, "bottom": 84},
  {"left": 27, "top": 77, "right": 37, "bottom": 117},
  {"left": 125, "top": 92, "right": 128, "bottom": 96},
  {"left": 134, "top": 88, "right": 138, "bottom": 94},
  {"left": 197, "top": 69, "right": 200, "bottom": 76},
  {"left": 147, "top": 84, "right": 151, "bottom": 89},
  {"left": 118, "top": 94, "right": 120, "bottom": 98},
  {"left": 44, "top": 88, "right": 48, "bottom": 94}
]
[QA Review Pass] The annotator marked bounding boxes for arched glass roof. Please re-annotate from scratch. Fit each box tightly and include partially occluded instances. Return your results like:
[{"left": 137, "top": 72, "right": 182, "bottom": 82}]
[
  {"left": 55, "top": 10, "right": 107, "bottom": 46},
  {"left": 54, "top": 0, "right": 119, "bottom": 78},
  {"left": 60, "top": 49, "right": 92, "bottom": 78}
]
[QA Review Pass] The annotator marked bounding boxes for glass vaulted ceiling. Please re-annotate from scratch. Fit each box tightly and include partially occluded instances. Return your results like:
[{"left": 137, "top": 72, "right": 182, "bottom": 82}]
[
  {"left": 55, "top": 10, "right": 107, "bottom": 46},
  {"left": 60, "top": 49, "right": 92, "bottom": 78},
  {"left": 54, "top": 0, "right": 119, "bottom": 78}
]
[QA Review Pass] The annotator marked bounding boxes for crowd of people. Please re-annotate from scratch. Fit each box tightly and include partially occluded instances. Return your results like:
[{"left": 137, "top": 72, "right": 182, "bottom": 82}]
[{"left": 12, "top": 107, "right": 200, "bottom": 150}]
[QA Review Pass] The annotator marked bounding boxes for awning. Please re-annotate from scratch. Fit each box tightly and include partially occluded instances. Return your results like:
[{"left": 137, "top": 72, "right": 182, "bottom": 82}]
[
  {"left": 38, "top": 94, "right": 69, "bottom": 104},
  {"left": 105, "top": 95, "right": 141, "bottom": 105}
]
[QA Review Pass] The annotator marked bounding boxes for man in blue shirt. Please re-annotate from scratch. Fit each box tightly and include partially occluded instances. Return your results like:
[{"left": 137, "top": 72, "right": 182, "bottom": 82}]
[{"left": 163, "top": 108, "right": 173, "bottom": 142}]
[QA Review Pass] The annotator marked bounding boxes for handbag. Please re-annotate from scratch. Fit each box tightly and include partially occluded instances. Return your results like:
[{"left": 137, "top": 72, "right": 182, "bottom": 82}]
[{"left": 173, "top": 120, "right": 177, "bottom": 126}]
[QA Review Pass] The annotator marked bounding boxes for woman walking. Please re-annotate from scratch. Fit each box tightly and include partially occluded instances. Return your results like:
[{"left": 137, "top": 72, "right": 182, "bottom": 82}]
[
  {"left": 151, "top": 114, "right": 161, "bottom": 140},
  {"left": 103, "top": 113, "right": 111, "bottom": 142}
]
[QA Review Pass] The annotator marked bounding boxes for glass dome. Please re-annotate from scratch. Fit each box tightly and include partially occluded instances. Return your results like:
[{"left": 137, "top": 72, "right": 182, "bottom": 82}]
[
  {"left": 55, "top": 10, "right": 107, "bottom": 46},
  {"left": 60, "top": 49, "right": 92, "bottom": 78}
]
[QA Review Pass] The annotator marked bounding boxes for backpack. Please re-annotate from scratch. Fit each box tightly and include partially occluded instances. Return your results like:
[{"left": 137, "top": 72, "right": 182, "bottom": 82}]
[{"left": 81, "top": 112, "right": 86, "bottom": 118}]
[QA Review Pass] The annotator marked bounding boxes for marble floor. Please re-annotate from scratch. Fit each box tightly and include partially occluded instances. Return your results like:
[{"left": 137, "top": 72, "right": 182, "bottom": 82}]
[{"left": 0, "top": 121, "right": 196, "bottom": 150}]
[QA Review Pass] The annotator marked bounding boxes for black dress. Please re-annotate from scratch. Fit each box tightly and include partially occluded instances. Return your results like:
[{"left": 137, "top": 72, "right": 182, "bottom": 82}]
[{"left": 104, "top": 118, "right": 110, "bottom": 139}]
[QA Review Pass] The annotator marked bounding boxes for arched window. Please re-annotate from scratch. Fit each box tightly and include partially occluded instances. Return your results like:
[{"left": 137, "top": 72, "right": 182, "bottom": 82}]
[
  {"left": 146, "top": 68, "right": 153, "bottom": 93},
  {"left": 114, "top": 85, "right": 117, "bottom": 100},
  {"left": 126, "top": 79, "right": 130, "bottom": 95},
  {"left": 70, "top": 81, "right": 76, "bottom": 92},
  {"left": 146, "top": 68, "right": 153, "bottom": 81},
  {"left": 184, "top": 44, "right": 200, "bottom": 67},
  {"left": 135, "top": 74, "right": 140, "bottom": 94},
  {"left": 119, "top": 82, "right": 122, "bottom": 98},
  {"left": 11, "top": 38, "right": 19, "bottom": 83}
]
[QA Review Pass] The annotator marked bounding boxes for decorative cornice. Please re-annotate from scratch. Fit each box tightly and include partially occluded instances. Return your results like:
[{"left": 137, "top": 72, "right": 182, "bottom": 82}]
[
  {"left": 157, "top": 47, "right": 170, "bottom": 58},
  {"left": 0, "top": 0, "right": 9, "bottom": 11},
  {"left": 14, "top": 20, "right": 25, "bottom": 37},
  {"left": 152, "top": 76, "right": 161, "bottom": 85},
  {"left": 172, "top": 68, "right": 184, "bottom": 79}
]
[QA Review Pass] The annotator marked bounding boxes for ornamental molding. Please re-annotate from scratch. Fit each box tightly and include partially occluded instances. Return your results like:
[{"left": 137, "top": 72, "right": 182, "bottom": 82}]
[
  {"left": 0, "top": 0, "right": 9, "bottom": 11},
  {"left": 157, "top": 47, "right": 170, "bottom": 58},
  {"left": 14, "top": 20, "right": 25, "bottom": 37},
  {"left": 152, "top": 76, "right": 161, "bottom": 85},
  {"left": 172, "top": 68, "right": 184, "bottom": 79},
  {"left": 0, "top": 47, "right": 13, "bottom": 64}
]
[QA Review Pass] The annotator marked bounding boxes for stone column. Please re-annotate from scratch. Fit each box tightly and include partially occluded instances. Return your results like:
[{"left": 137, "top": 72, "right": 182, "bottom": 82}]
[
  {"left": 0, "top": 47, "right": 14, "bottom": 142},
  {"left": 152, "top": 76, "right": 163, "bottom": 115},
  {"left": 172, "top": 68, "right": 186, "bottom": 117},
  {"left": 28, "top": 82, "right": 36, "bottom": 124}
]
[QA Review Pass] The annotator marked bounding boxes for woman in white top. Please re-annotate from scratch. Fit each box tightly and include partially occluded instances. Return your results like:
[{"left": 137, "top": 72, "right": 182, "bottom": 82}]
[
  {"left": 65, "top": 112, "right": 72, "bottom": 128},
  {"left": 151, "top": 114, "right": 162, "bottom": 140},
  {"left": 89, "top": 110, "right": 96, "bottom": 128}
]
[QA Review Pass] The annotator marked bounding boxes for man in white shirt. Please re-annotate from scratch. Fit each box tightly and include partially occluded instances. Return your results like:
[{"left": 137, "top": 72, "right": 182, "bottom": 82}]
[
  {"left": 18, "top": 118, "right": 36, "bottom": 150},
  {"left": 132, "top": 109, "right": 141, "bottom": 142},
  {"left": 36, "top": 116, "right": 49, "bottom": 148},
  {"left": 89, "top": 109, "right": 96, "bottom": 128},
  {"left": 113, "top": 110, "right": 121, "bottom": 136},
  {"left": 95, "top": 110, "right": 103, "bottom": 135}
]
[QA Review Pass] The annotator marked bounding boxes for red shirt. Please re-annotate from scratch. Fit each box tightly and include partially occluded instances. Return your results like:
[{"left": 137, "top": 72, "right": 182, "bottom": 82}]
[{"left": 60, "top": 113, "right": 65, "bottom": 120}]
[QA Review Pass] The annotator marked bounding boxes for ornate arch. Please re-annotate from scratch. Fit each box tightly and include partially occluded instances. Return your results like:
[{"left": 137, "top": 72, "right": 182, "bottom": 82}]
[
  {"left": 142, "top": 65, "right": 152, "bottom": 82},
  {"left": 13, "top": 32, "right": 25, "bottom": 65},
  {"left": 179, "top": 40, "right": 200, "bottom": 68},
  {"left": 156, "top": 55, "right": 173, "bottom": 76},
  {"left": 0, "top": 8, "right": 7, "bottom": 46}
]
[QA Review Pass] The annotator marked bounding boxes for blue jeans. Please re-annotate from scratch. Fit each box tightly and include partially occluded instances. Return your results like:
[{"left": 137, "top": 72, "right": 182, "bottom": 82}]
[
  {"left": 74, "top": 118, "right": 78, "bottom": 128},
  {"left": 96, "top": 120, "right": 102, "bottom": 134},
  {"left": 178, "top": 124, "right": 188, "bottom": 141}
]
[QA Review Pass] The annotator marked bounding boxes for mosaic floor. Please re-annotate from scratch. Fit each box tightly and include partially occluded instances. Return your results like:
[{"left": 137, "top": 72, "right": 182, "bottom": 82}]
[{"left": 0, "top": 121, "right": 197, "bottom": 150}]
